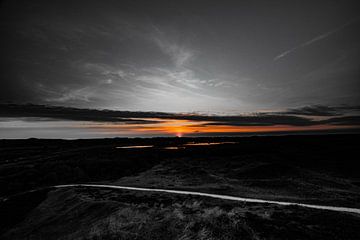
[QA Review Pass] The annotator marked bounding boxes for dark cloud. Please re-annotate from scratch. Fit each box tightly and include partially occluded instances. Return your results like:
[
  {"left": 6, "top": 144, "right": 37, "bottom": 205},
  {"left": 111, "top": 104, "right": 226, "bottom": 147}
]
[
  {"left": 321, "top": 115, "right": 360, "bottom": 126},
  {"left": 279, "top": 105, "right": 360, "bottom": 116},
  {"left": 0, "top": 104, "right": 170, "bottom": 124},
  {"left": 281, "top": 105, "right": 341, "bottom": 116},
  {"left": 1, "top": 103, "right": 359, "bottom": 127},
  {"left": 199, "top": 116, "right": 314, "bottom": 127}
]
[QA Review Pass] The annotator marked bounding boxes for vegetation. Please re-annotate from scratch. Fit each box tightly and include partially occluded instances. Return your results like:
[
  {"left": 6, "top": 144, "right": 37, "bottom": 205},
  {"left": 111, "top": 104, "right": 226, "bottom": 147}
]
[
  {"left": 1, "top": 135, "right": 360, "bottom": 239},
  {"left": 1, "top": 135, "right": 360, "bottom": 206},
  {"left": 2, "top": 187, "right": 360, "bottom": 240}
]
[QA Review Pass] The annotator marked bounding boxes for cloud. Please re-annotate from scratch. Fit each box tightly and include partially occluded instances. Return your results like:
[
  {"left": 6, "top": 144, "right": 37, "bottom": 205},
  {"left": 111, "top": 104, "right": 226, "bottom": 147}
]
[
  {"left": 0, "top": 104, "right": 168, "bottom": 124},
  {"left": 280, "top": 104, "right": 360, "bottom": 117},
  {"left": 321, "top": 115, "right": 360, "bottom": 126},
  {"left": 280, "top": 105, "right": 340, "bottom": 116},
  {"left": 1, "top": 103, "right": 359, "bottom": 128},
  {"left": 1, "top": 1, "right": 359, "bottom": 115},
  {"left": 151, "top": 27, "right": 194, "bottom": 68}
]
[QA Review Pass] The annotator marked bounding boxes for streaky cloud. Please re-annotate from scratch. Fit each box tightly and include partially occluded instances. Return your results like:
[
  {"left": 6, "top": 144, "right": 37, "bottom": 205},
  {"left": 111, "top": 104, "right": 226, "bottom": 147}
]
[{"left": 273, "top": 17, "right": 360, "bottom": 61}]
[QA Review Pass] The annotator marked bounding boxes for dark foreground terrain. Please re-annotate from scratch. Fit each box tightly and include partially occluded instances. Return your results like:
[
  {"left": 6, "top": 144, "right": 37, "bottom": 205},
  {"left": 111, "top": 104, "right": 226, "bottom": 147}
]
[
  {"left": 1, "top": 134, "right": 360, "bottom": 239},
  {"left": 2, "top": 187, "right": 360, "bottom": 240}
]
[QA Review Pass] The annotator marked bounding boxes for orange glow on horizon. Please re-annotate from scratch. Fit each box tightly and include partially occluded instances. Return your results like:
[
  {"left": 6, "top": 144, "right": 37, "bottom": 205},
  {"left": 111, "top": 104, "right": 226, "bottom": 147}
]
[{"left": 80, "top": 118, "right": 358, "bottom": 137}]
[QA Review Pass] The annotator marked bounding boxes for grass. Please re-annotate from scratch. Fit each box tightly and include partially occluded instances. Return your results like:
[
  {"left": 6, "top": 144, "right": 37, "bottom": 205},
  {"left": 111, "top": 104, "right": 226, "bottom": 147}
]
[
  {"left": 2, "top": 187, "right": 360, "bottom": 240},
  {"left": 1, "top": 135, "right": 360, "bottom": 239}
]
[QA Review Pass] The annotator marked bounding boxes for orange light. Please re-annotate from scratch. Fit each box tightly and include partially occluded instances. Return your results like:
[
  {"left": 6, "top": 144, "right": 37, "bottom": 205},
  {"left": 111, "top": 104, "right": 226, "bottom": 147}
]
[{"left": 81, "top": 117, "right": 358, "bottom": 136}]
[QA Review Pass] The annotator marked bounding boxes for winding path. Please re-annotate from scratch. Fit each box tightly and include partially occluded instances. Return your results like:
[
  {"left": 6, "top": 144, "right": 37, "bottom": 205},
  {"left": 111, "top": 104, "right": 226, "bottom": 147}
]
[{"left": 55, "top": 184, "right": 360, "bottom": 215}]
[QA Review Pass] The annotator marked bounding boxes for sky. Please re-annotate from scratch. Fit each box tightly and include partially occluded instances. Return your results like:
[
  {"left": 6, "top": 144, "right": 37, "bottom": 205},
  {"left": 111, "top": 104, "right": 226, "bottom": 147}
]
[{"left": 0, "top": 0, "right": 360, "bottom": 138}]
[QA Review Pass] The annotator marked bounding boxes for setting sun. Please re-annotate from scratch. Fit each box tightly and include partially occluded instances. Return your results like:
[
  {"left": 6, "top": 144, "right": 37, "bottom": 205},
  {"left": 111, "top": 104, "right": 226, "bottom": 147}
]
[{"left": 176, "top": 132, "right": 183, "bottom": 137}]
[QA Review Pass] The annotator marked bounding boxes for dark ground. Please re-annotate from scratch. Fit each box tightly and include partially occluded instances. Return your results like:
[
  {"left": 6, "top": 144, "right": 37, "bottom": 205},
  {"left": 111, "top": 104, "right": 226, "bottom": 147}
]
[{"left": 1, "top": 134, "right": 360, "bottom": 239}]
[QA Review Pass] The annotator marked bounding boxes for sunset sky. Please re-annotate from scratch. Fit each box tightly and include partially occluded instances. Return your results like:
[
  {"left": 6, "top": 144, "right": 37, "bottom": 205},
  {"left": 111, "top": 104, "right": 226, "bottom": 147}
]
[{"left": 0, "top": 0, "right": 359, "bottom": 138}]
